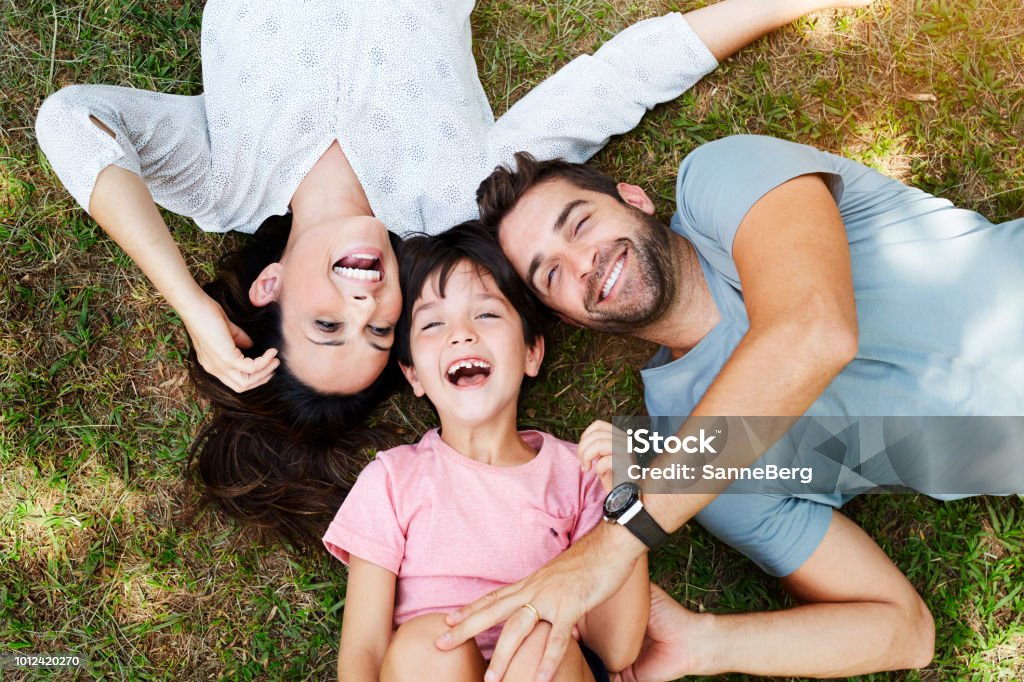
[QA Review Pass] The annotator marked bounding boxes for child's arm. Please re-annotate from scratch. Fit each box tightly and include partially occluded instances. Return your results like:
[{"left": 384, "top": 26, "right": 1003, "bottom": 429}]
[
  {"left": 337, "top": 555, "right": 396, "bottom": 681},
  {"left": 576, "top": 420, "right": 651, "bottom": 672},
  {"left": 576, "top": 545, "right": 650, "bottom": 672}
]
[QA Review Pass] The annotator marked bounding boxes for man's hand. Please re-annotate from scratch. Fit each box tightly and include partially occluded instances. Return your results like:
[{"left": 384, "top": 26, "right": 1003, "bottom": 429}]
[
  {"left": 612, "top": 583, "right": 703, "bottom": 682},
  {"left": 578, "top": 420, "right": 626, "bottom": 492},
  {"left": 437, "top": 522, "right": 647, "bottom": 682},
  {"left": 182, "top": 295, "right": 279, "bottom": 392}
]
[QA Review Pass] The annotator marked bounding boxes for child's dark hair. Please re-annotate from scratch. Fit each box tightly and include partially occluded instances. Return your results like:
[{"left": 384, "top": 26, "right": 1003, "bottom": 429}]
[{"left": 396, "top": 220, "right": 547, "bottom": 370}]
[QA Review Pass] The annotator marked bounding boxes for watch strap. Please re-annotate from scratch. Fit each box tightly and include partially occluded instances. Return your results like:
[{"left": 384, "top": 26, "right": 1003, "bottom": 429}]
[{"left": 622, "top": 505, "right": 670, "bottom": 551}]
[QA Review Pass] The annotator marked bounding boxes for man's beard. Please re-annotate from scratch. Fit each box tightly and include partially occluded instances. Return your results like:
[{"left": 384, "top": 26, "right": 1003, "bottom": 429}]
[{"left": 580, "top": 207, "right": 677, "bottom": 335}]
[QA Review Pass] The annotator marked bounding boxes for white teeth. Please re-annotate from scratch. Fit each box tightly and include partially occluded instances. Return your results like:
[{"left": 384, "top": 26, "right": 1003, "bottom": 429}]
[
  {"left": 446, "top": 360, "right": 493, "bottom": 375},
  {"left": 351, "top": 253, "right": 376, "bottom": 259},
  {"left": 601, "top": 256, "right": 625, "bottom": 299},
  {"left": 333, "top": 266, "right": 382, "bottom": 281}
]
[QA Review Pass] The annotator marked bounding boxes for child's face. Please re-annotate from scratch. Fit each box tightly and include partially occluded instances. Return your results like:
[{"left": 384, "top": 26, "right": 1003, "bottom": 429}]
[{"left": 402, "top": 262, "right": 544, "bottom": 426}]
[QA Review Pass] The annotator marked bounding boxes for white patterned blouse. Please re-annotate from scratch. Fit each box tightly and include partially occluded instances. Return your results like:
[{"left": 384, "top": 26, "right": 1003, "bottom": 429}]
[{"left": 36, "top": 0, "right": 717, "bottom": 237}]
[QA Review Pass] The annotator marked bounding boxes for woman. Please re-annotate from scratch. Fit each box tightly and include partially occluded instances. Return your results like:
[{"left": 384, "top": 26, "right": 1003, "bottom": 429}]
[{"left": 36, "top": 0, "right": 866, "bottom": 543}]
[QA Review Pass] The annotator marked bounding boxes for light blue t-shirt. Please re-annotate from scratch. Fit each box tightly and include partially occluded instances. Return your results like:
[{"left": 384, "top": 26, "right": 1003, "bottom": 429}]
[{"left": 641, "top": 135, "right": 1024, "bottom": 577}]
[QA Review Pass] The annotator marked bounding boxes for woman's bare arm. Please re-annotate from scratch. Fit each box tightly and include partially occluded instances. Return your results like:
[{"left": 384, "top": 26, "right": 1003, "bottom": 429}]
[{"left": 90, "top": 164, "right": 278, "bottom": 391}]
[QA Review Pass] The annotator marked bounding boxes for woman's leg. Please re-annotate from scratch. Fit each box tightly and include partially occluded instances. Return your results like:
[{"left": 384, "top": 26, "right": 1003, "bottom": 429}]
[
  {"left": 684, "top": 0, "right": 872, "bottom": 62},
  {"left": 504, "top": 621, "right": 596, "bottom": 682},
  {"left": 381, "top": 613, "right": 487, "bottom": 682}
]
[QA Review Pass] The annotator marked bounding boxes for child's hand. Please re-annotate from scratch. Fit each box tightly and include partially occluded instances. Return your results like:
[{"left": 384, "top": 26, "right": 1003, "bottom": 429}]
[{"left": 578, "top": 420, "right": 627, "bottom": 492}]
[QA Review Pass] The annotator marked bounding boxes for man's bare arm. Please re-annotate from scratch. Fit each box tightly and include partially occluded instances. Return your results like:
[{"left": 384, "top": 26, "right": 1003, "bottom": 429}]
[{"left": 643, "top": 172, "right": 857, "bottom": 529}]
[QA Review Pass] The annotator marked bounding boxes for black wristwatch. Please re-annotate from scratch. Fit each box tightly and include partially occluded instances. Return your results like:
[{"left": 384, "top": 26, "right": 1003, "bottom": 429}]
[{"left": 602, "top": 482, "right": 670, "bottom": 551}]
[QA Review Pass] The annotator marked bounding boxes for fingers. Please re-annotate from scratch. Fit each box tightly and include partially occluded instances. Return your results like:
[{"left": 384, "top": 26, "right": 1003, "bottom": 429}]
[
  {"left": 534, "top": 616, "right": 575, "bottom": 682},
  {"left": 228, "top": 320, "right": 254, "bottom": 349},
  {"left": 483, "top": 606, "right": 541, "bottom": 682},
  {"left": 444, "top": 583, "right": 507, "bottom": 627},
  {"left": 232, "top": 347, "right": 279, "bottom": 374},
  {"left": 580, "top": 419, "right": 612, "bottom": 442},
  {"left": 437, "top": 587, "right": 519, "bottom": 651},
  {"left": 578, "top": 422, "right": 614, "bottom": 472},
  {"left": 234, "top": 355, "right": 280, "bottom": 392},
  {"left": 201, "top": 348, "right": 280, "bottom": 393}
]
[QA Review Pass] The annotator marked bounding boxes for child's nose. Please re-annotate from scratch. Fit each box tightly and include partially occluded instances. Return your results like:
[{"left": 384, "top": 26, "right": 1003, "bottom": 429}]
[{"left": 448, "top": 323, "right": 477, "bottom": 345}]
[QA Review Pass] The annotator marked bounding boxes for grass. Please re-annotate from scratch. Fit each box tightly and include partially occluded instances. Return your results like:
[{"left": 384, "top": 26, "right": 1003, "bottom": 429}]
[{"left": 1, "top": 0, "right": 1022, "bottom": 679}]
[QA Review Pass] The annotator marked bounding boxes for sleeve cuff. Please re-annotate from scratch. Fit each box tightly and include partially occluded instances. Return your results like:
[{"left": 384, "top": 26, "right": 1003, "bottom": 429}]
[
  {"left": 592, "top": 12, "right": 719, "bottom": 108},
  {"left": 322, "top": 521, "right": 403, "bottom": 574}
]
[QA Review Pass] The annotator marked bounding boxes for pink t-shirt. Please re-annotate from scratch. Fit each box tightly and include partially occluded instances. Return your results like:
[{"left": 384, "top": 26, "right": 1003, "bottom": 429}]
[{"left": 323, "top": 429, "right": 606, "bottom": 658}]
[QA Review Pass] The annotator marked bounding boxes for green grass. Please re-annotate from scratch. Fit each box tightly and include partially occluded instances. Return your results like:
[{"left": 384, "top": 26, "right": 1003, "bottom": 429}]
[{"left": 2, "top": 0, "right": 1022, "bottom": 679}]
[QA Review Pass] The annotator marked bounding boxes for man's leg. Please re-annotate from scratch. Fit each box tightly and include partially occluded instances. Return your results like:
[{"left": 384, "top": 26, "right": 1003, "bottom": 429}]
[
  {"left": 684, "top": 0, "right": 872, "bottom": 63},
  {"left": 616, "top": 512, "right": 934, "bottom": 681}
]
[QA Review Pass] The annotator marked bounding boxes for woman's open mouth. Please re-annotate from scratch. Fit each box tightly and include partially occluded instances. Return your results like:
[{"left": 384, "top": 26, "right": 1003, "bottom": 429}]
[
  {"left": 446, "top": 358, "right": 493, "bottom": 388},
  {"left": 333, "top": 251, "right": 382, "bottom": 282}
]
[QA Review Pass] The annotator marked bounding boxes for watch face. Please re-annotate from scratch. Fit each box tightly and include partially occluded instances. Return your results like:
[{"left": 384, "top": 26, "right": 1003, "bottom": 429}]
[{"left": 604, "top": 482, "right": 640, "bottom": 518}]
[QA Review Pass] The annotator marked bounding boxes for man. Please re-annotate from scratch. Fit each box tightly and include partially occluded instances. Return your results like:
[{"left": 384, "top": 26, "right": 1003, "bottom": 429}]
[{"left": 435, "top": 134, "right": 1024, "bottom": 681}]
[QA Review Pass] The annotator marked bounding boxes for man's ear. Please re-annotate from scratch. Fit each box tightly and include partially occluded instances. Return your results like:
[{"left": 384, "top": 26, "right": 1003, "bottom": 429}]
[
  {"left": 617, "top": 183, "right": 656, "bottom": 215},
  {"left": 249, "top": 262, "right": 283, "bottom": 307},
  {"left": 524, "top": 335, "right": 545, "bottom": 378},
  {"left": 400, "top": 362, "right": 427, "bottom": 397}
]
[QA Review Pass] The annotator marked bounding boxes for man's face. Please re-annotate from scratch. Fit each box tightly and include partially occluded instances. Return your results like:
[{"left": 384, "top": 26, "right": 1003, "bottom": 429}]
[{"left": 498, "top": 178, "right": 677, "bottom": 335}]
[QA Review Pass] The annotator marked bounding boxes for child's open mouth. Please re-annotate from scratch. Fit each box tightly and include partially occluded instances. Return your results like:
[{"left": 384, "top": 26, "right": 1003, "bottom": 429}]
[
  {"left": 333, "top": 252, "right": 382, "bottom": 282},
  {"left": 446, "top": 359, "right": 493, "bottom": 387}
]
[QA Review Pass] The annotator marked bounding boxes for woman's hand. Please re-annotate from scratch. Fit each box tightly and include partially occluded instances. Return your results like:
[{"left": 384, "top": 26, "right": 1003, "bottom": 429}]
[
  {"left": 182, "top": 295, "right": 279, "bottom": 392},
  {"left": 88, "top": 166, "right": 280, "bottom": 393},
  {"left": 577, "top": 419, "right": 626, "bottom": 492},
  {"left": 437, "top": 522, "right": 647, "bottom": 682}
]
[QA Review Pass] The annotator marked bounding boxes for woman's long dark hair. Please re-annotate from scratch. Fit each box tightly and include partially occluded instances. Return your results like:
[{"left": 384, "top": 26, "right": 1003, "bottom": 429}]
[{"left": 187, "top": 214, "right": 402, "bottom": 548}]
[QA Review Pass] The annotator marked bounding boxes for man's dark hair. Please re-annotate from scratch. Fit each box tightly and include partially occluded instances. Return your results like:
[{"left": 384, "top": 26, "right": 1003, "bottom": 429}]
[
  {"left": 395, "top": 220, "right": 546, "bottom": 370},
  {"left": 476, "top": 152, "right": 623, "bottom": 239}
]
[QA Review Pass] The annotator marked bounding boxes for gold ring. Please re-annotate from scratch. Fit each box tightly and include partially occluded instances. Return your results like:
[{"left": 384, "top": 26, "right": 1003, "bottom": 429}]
[{"left": 521, "top": 602, "right": 541, "bottom": 626}]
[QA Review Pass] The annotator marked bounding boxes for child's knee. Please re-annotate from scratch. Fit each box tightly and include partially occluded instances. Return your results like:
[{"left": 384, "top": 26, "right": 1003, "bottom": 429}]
[
  {"left": 381, "top": 613, "right": 485, "bottom": 682},
  {"left": 505, "top": 623, "right": 592, "bottom": 682}
]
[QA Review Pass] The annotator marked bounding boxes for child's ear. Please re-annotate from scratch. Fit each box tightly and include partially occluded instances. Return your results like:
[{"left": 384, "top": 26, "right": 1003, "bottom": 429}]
[
  {"left": 249, "top": 262, "right": 283, "bottom": 307},
  {"left": 400, "top": 362, "right": 427, "bottom": 397},
  {"left": 524, "top": 336, "right": 545, "bottom": 378}
]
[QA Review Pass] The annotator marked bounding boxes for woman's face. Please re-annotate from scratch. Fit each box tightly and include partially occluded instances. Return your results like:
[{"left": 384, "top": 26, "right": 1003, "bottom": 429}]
[{"left": 251, "top": 215, "right": 402, "bottom": 394}]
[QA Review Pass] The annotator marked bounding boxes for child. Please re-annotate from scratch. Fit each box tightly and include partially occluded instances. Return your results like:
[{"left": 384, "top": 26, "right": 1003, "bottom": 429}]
[{"left": 324, "top": 221, "right": 649, "bottom": 681}]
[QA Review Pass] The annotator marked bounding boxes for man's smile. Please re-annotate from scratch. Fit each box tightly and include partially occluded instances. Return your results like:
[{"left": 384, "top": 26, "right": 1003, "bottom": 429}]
[{"left": 599, "top": 250, "right": 627, "bottom": 303}]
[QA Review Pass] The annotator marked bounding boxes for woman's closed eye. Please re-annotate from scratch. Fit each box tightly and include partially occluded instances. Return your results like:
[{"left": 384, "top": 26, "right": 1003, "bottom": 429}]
[
  {"left": 368, "top": 324, "right": 393, "bottom": 336},
  {"left": 315, "top": 320, "right": 341, "bottom": 332},
  {"left": 420, "top": 320, "right": 443, "bottom": 331}
]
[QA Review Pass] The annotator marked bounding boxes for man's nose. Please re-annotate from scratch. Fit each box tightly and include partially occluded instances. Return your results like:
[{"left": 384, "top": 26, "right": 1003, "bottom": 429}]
[{"left": 570, "top": 244, "right": 600, "bottom": 281}]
